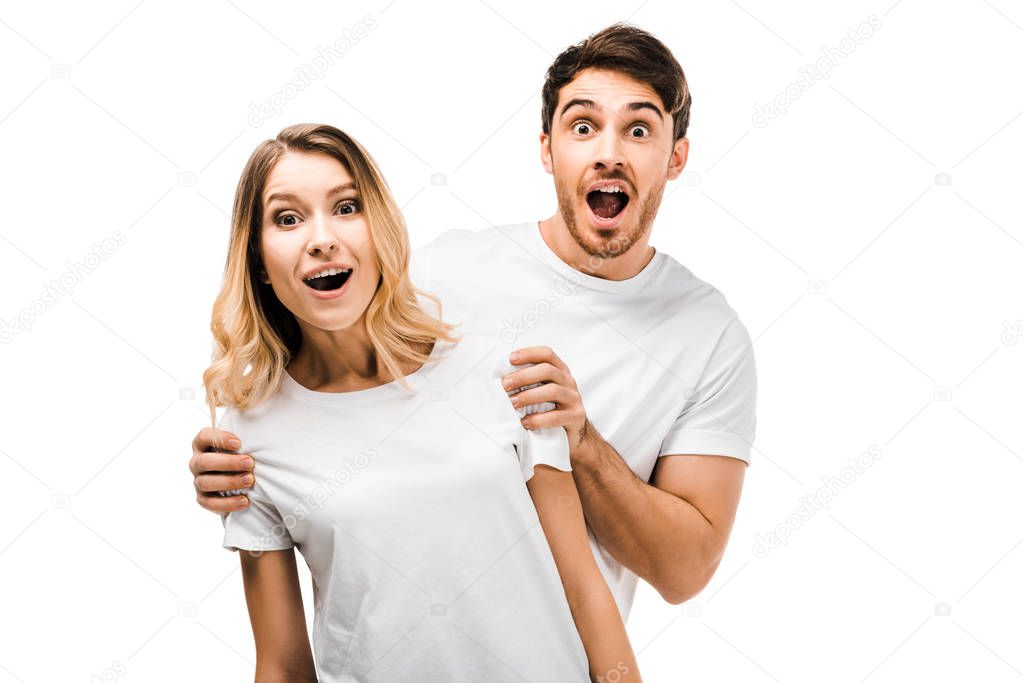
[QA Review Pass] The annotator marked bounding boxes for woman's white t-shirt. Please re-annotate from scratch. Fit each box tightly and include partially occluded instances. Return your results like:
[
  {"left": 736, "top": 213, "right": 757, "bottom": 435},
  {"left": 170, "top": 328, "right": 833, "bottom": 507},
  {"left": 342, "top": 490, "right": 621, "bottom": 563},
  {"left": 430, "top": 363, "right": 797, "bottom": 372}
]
[{"left": 219, "top": 334, "right": 589, "bottom": 682}]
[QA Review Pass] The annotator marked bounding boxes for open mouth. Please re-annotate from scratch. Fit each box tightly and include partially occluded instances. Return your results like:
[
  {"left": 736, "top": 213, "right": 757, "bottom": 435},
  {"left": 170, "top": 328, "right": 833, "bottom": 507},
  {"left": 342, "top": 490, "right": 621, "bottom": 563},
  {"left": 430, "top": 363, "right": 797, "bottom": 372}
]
[
  {"left": 586, "top": 185, "right": 630, "bottom": 221},
  {"left": 303, "top": 268, "right": 352, "bottom": 292}
]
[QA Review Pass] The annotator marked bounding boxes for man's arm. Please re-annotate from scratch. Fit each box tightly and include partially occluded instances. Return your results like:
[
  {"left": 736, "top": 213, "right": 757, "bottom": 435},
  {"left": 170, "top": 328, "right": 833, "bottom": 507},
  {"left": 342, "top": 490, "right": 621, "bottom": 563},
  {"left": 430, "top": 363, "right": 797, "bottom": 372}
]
[
  {"left": 569, "top": 429, "right": 745, "bottom": 604},
  {"left": 505, "top": 346, "right": 747, "bottom": 605}
]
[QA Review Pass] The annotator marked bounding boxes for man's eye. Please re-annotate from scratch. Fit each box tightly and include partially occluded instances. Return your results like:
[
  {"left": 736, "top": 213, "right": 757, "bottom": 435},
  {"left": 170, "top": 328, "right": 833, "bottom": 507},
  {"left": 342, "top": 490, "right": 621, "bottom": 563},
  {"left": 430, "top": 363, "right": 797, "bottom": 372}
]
[
  {"left": 572, "top": 122, "right": 593, "bottom": 135},
  {"left": 630, "top": 125, "right": 650, "bottom": 138},
  {"left": 337, "top": 199, "right": 359, "bottom": 216}
]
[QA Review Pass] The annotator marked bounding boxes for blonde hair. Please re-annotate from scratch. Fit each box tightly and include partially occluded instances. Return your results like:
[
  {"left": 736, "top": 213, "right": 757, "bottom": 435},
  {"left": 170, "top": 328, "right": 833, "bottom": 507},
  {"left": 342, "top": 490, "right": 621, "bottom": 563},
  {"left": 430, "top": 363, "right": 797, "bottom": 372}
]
[{"left": 203, "top": 123, "right": 459, "bottom": 432}]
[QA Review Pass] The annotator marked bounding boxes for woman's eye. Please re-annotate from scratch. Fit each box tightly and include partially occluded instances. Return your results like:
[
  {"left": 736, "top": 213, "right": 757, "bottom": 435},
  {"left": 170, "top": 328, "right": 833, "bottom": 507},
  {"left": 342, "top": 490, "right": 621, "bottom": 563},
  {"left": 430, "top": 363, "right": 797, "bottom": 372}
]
[
  {"left": 572, "top": 122, "right": 593, "bottom": 135},
  {"left": 277, "top": 214, "right": 299, "bottom": 227},
  {"left": 337, "top": 200, "right": 359, "bottom": 216}
]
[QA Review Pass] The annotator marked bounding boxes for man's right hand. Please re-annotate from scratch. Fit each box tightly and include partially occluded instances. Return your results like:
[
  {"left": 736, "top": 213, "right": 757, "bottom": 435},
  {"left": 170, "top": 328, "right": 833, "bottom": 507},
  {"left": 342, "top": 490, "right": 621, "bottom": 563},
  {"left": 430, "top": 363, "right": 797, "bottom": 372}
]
[{"left": 190, "top": 427, "right": 254, "bottom": 513}]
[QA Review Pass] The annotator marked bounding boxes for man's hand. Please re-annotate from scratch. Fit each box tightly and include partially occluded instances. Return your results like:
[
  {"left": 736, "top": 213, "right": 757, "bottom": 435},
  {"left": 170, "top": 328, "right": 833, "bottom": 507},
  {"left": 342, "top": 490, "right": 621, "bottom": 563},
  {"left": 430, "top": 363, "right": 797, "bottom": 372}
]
[
  {"left": 502, "top": 346, "right": 591, "bottom": 450},
  {"left": 190, "top": 427, "right": 254, "bottom": 513}
]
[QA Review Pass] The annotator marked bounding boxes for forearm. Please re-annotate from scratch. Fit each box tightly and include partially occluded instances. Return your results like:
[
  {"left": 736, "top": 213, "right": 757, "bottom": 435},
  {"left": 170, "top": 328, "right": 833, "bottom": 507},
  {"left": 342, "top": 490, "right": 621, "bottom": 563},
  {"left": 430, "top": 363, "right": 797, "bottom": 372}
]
[
  {"left": 570, "top": 427, "right": 718, "bottom": 603},
  {"left": 564, "top": 579, "right": 641, "bottom": 682},
  {"left": 254, "top": 661, "right": 317, "bottom": 683}
]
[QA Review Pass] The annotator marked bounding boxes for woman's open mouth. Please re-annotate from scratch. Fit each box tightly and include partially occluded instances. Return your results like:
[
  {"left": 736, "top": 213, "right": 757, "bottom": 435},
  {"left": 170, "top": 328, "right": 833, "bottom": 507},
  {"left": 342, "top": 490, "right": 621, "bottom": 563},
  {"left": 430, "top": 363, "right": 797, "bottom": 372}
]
[
  {"left": 302, "top": 267, "right": 352, "bottom": 298},
  {"left": 585, "top": 184, "right": 630, "bottom": 227}
]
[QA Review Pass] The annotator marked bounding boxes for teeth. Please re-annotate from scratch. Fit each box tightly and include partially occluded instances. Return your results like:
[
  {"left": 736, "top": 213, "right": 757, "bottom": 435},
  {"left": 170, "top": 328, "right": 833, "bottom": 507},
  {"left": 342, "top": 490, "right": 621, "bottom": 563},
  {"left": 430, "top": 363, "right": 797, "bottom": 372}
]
[
  {"left": 596, "top": 185, "right": 623, "bottom": 193},
  {"left": 305, "top": 267, "right": 351, "bottom": 280}
]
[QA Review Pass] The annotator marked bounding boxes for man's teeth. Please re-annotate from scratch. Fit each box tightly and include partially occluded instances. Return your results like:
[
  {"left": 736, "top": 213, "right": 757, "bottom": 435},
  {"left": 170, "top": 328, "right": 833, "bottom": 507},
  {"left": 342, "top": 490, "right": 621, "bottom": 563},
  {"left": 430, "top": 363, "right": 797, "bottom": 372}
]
[
  {"left": 305, "top": 267, "right": 351, "bottom": 280},
  {"left": 596, "top": 185, "right": 624, "bottom": 193}
]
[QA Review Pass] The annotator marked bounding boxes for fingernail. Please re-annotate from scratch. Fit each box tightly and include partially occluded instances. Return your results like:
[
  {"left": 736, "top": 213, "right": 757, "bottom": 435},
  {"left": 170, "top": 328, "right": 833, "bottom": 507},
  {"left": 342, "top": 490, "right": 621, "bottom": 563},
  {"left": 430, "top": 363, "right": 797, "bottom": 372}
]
[
  {"left": 502, "top": 377, "right": 512, "bottom": 389},
  {"left": 242, "top": 475, "right": 253, "bottom": 485},
  {"left": 238, "top": 497, "right": 248, "bottom": 507},
  {"left": 509, "top": 352, "right": 519, "bottom": 362},
  {"left": 228, "top": 439, "right": 241, "bottom": 449},
  {"left": 242, "top": 457, "right": 254, "bottom": 469}
]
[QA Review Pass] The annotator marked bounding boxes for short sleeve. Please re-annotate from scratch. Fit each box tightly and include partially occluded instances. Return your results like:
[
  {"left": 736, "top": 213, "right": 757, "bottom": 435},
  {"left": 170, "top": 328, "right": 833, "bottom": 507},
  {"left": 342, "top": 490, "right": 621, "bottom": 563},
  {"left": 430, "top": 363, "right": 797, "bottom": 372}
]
[
  {"left": 216, "top": 408, "right": 294, "bottom": 552},
  {"left": 489, "top": 356, "right": 572, "bottom": 483},
  {"left": 658, "top": 317, "right": 758, "bottom": 465}
]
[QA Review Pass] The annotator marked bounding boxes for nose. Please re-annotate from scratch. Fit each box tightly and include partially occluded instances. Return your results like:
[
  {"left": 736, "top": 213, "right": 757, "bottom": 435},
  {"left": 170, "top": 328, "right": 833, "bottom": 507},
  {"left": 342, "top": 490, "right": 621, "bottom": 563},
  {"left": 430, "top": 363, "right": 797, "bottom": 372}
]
[
  {"left": 305, "top": 213, "right": 338, "bottom": 255},
  {"left": 592, "top": 129, "right": 625, "bottom": 170}
]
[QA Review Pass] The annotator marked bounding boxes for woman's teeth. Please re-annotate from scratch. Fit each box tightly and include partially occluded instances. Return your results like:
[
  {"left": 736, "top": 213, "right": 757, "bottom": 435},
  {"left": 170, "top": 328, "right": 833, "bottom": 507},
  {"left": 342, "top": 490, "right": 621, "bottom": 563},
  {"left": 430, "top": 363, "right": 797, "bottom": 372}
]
[{"left": 303, "top": 268, "right": 352, "bottom": 291}]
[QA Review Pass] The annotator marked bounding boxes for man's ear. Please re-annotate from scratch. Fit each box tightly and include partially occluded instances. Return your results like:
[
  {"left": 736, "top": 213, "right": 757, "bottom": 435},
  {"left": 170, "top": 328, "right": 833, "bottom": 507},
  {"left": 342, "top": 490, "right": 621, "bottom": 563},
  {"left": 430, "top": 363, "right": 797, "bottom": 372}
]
[
  {"left": 540, "top": 132, "right": 553, "bottom": 175},
  {"left": 666, "top": 136, "right": 689, "bottom": 181}
]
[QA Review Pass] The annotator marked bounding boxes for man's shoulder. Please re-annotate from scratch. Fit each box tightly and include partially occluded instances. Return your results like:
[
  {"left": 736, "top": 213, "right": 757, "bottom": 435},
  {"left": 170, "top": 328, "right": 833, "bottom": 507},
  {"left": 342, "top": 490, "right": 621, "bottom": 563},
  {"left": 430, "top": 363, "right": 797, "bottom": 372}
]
[{"left": 654, "top": 252, "right": 745, "bottom": 331}]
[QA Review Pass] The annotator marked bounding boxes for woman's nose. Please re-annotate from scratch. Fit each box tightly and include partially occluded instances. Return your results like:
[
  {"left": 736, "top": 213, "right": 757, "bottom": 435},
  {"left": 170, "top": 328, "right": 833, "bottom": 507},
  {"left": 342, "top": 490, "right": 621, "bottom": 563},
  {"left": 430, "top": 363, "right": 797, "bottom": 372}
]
[{"left": 306, "top": 215, "right": 338, "bottom": 255}]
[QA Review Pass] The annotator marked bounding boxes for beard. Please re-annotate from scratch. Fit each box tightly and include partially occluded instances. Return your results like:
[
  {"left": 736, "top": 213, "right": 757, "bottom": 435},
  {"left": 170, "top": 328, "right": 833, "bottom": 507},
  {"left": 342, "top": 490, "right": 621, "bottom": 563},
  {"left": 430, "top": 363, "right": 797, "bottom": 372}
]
[{"left": 555, "top": 170, "right": 665, "bottom": 262}]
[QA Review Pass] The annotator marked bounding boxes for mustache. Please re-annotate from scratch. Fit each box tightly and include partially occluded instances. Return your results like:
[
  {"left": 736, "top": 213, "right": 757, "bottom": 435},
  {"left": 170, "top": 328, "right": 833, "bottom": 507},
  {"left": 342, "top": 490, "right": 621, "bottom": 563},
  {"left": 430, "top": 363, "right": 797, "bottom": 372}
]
[{"left": 580, "top": 170, "right": 634, "bottom": 193}]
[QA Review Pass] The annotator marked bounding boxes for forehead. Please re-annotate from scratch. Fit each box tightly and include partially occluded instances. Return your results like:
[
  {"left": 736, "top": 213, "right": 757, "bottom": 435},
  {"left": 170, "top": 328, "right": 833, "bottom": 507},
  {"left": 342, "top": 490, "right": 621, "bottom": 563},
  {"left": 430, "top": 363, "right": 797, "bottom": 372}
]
[
  {"left": 263, "top": 151, "right": 353, "bottom": 202},
  {"left": 556, "top": 67, "right": 664, "bottom": 115}
]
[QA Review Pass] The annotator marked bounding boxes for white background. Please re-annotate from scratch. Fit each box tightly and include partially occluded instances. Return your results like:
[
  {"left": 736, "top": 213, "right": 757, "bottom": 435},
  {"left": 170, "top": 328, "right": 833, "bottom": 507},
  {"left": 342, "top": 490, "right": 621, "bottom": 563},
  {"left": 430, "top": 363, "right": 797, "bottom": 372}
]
[{"left": 1, "top": 1, "right": 1021, "bottom": 681}]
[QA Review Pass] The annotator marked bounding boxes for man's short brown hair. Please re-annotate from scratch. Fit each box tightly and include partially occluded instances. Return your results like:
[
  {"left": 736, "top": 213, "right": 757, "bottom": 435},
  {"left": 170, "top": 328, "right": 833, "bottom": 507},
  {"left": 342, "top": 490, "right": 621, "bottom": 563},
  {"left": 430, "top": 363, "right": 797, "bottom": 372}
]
[{"left": 541, "top": 23, "right": 692, "bottom": 142}]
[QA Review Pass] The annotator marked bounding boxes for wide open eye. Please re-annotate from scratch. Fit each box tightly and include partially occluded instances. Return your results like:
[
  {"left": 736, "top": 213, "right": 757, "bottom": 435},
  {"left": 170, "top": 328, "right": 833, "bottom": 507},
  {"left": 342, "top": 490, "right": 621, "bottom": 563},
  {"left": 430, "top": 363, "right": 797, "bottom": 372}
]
[
  {"left": 276, "top": 213, "right": 300, "bottom": 227},
  {"left": 337, "top": 199, "right": 359, "bottom": 216},
  {"left": 571, "top": 121, "right": 594, "bottom": 136}
]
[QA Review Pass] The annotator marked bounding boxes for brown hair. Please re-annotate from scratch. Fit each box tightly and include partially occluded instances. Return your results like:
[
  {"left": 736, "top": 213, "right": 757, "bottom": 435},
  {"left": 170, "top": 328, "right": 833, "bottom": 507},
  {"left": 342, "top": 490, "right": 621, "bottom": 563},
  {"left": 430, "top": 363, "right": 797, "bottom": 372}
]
[
  {"left": 203, "top": 123, "right": 459, "bottom": 426},
  {"left": 541, "top": 23, "right": 692, "bottom": 142}
]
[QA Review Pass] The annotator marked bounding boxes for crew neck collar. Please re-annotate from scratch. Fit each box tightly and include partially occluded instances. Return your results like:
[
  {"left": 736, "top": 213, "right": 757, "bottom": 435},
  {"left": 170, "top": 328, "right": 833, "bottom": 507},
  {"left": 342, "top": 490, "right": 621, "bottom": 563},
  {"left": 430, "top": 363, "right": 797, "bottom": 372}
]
[
  {"left": 281, "top": 338, "right": 453, "bottom": 405},
  {"left": 526, "top": 220, "right": 665, "bottom": 294}
]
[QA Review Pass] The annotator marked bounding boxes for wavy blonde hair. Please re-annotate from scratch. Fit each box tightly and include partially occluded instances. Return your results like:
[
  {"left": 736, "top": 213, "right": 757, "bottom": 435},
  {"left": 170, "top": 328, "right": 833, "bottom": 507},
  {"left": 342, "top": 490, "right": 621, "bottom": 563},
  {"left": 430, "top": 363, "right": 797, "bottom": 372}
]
[{"left": 203, "top": 123, "right": 459, "bottom": 432}]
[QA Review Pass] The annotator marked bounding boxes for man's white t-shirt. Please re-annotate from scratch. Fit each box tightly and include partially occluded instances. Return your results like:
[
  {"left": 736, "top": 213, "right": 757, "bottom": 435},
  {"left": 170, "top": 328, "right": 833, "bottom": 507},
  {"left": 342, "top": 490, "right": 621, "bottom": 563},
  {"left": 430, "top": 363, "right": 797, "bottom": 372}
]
[
  {"left": 411, "top": 221, "right": 758, "bottom": 618},
  {"left": 220, "top": 334, "right": 590, "bottom": 682}
]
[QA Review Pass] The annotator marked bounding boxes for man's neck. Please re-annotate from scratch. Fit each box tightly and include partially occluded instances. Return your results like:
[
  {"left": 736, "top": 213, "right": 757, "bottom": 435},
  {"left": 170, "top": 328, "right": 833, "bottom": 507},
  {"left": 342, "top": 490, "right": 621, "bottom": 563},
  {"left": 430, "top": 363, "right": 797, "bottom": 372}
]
[{"left": 537, "top": 214, "right": 655, "bottom": 281}]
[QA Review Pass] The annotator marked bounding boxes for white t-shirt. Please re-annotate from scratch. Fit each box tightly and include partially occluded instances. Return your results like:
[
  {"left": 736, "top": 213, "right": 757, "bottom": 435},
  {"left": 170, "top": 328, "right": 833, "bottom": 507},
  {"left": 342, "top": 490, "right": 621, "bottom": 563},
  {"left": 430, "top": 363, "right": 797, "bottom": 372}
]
[
  {"left": 411, "top": 221, "right": 758, "bottom": 618},
  {"left": 220, "top": 334, "right": 589, "bottom": 682}
]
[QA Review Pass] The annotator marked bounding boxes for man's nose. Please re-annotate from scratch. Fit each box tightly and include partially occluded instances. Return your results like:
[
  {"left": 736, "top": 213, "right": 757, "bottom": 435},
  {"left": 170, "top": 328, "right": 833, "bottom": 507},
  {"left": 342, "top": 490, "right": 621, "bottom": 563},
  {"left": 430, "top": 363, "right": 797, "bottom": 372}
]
[{"left": 592, "top": 130, "right": 625, "bottom": 169}]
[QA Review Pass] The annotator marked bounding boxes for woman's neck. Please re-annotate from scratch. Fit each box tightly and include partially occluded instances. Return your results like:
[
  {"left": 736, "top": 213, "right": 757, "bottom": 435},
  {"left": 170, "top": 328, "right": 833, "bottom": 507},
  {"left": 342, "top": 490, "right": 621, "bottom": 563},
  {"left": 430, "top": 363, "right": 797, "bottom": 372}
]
[{"left": 287, "top": 321, "right": 431, "bottom": 393}]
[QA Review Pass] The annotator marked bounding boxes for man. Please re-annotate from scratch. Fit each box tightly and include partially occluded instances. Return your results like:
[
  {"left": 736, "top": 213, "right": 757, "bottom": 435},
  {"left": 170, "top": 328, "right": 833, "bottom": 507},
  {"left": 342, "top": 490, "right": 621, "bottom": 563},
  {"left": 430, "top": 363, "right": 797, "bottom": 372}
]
[{"left": 192, "top": 23, "right": 756, "bottom": 619}]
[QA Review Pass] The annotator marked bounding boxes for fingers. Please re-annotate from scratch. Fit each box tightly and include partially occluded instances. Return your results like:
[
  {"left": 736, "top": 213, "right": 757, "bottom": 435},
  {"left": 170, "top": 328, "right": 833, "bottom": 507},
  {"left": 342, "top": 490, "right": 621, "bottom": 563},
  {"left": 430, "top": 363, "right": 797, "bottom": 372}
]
[
  {"left": 520, "top": 408, "right": 575, "bottom": 431},
  {"left": 509, "top": 382, "right": 576, "bottom": 411},
  {"left": 196, "top": 491, "right": 250, "bottom": 513},
  {"left": 193, "top": 426, "right": 239, "bottom": 452},
  {"left": 192, "top": 449, "right": 254, "bottom": 477},
  {"left": 509, "top": 346, "right": 567, "bottom": 372},
  {"left": 195, "top": 471, "right": 255, "bottom": 494},
  {"left": 502, "top": 362, "right": 572, "bottom": 393}
]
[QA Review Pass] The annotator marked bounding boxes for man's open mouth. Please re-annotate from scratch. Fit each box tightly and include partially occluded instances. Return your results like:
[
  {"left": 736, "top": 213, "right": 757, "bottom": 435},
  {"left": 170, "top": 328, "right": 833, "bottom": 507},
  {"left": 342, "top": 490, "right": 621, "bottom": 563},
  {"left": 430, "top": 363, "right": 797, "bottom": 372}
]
[
  {"left": 585, "top": 184, "right": 630, "bottom": 220},
  {"left": 303, "top": 267, "right": 352, "bottom": 292}
]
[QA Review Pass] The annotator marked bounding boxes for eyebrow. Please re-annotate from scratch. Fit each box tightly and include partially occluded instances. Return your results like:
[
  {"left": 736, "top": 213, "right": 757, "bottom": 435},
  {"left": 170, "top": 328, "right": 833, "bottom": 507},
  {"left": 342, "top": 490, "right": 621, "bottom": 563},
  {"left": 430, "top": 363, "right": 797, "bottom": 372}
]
[
  {"left": 265, "top": 182, "right": 356, "bottom": 205},
  {"left": 559, "top": 97, "right": 665, "bottom": 120}
]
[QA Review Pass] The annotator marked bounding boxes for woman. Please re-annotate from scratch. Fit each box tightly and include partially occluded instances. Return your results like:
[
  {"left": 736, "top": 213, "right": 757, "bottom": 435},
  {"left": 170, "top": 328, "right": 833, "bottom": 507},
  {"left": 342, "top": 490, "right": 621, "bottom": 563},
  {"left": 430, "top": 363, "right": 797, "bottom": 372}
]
[{"left": 203, "top": 123, "right": 641, "bottom": 681}]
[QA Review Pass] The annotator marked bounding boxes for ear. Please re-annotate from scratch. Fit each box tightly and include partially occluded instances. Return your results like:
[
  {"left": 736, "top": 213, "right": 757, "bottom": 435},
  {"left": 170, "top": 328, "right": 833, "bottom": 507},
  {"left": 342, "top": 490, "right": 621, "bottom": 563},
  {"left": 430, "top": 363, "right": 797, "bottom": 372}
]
[
  {"left": 539, "top": 131, "right": 553, "bottom": 175},
  {"left": 666, "top": 136, "right": 689, "bottom": 181}
]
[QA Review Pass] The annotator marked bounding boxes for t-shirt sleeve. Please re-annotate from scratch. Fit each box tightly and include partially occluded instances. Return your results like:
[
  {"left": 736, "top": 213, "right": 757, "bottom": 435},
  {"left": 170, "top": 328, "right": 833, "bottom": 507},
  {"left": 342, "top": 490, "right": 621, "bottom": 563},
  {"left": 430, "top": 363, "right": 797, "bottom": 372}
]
[
  {"left": 658, "top": 316, "right": 758, "bottom": 465},
  {"left": 490, "top": 356, "right": 572, "bottom": 483},
  {"left": 216, "top": 408, "right": 294, "bottom": 552}
]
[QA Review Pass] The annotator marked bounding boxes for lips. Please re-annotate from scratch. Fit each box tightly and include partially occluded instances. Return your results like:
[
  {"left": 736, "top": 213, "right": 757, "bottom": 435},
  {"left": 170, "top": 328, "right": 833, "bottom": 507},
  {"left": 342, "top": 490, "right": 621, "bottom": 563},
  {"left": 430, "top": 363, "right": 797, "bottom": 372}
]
[
  {"left": 303, "top": 270, "right": 351, "bottom": 292},
  {"left": 586, "top": 189, "right": 629, "bottom": 219},
  {"left": 583, "top": 180, "right": 632, "bottom": 226}
]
